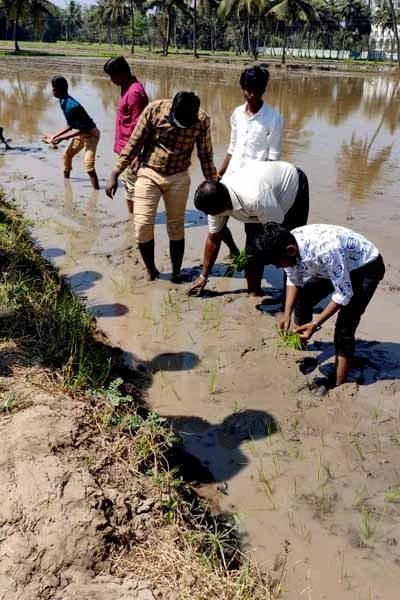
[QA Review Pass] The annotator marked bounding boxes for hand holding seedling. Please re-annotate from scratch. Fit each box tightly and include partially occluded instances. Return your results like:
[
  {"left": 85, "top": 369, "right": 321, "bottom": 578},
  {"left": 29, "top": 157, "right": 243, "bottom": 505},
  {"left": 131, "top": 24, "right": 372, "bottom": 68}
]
[{"left": 294, "top": 322, "right": 317, "bottom": 341}]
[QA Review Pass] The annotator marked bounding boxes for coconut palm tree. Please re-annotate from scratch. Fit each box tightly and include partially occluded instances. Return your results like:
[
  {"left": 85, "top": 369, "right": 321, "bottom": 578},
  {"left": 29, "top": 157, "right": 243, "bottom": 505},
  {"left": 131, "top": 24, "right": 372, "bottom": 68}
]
[
  {"left": 218, "top": 0, "right": 267, "bottom": 58},
  {"left": 145, "top": 0, "right": 189, "bottom": 56},
  {"left": 2, "top": 0, "right": 54, "bottom": 51},
  {"left": 387, "top": 0, "right": 400, "bottom": 66},
  {"left": 264, "top": 0, "right": 316, "bottom": 64}
]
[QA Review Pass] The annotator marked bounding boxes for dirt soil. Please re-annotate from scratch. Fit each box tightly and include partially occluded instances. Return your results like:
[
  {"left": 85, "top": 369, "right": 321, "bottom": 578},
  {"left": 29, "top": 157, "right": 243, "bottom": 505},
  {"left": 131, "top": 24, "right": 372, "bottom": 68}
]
[{"left": 0, "top": 351, "right": 159, "bottom": 600}]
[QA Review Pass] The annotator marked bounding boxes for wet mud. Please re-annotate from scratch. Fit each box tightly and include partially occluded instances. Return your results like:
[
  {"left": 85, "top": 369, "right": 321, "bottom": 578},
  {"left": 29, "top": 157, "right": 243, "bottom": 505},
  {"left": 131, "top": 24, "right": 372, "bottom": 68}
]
[{"left": 1, "top": 56, "right": 400, "bottom": 599}]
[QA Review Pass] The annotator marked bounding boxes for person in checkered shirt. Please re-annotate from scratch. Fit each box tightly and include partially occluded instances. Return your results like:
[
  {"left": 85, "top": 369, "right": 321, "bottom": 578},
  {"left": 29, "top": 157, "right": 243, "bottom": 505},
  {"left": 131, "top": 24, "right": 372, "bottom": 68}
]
[{"left": 106, "top": 91, "right": 238, "bottom": 283}]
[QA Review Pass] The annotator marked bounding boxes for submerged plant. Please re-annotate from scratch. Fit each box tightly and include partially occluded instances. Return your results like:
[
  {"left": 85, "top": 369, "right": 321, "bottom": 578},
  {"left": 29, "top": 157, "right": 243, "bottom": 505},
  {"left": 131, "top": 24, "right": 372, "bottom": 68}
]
[{"left": 223, "top": 248, "right": 251, "bottom": 277}]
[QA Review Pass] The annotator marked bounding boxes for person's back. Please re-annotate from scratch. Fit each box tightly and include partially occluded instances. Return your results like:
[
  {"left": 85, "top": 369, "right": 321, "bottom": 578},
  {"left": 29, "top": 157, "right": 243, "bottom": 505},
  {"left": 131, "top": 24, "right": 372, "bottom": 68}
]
[{"left": 223, "top": 160, "right": 298, "bottom": 219}]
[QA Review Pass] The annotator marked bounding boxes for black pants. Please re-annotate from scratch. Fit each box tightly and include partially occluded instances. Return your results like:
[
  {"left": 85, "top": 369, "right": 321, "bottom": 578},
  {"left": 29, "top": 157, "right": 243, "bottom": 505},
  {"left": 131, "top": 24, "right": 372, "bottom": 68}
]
[
  {"left": 294, "top": 255, "right": 385, "bottom": 358},
  {"left": 245, "top": 167, "right": 310, "bottom": 251}
]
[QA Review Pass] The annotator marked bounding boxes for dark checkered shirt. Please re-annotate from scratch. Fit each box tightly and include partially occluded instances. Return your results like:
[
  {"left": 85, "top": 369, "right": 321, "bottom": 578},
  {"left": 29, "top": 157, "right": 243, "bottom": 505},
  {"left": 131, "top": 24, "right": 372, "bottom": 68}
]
[{"left": 113, "top": 99, "right": 217, "bottom": 180}]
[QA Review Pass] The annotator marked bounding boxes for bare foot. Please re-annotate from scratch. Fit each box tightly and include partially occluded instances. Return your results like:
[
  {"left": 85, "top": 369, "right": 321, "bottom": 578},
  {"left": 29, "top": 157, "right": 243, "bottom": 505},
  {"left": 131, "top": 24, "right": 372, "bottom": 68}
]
[
  {"left": 64, "top": 170, "right": 71, "bottom": 179},
  {"left": 247, "top": 288, "right": 264, "bottom": 297},
  {"left": 145, "top": 268, "right": 160, "bottom": 282},
  {"left": 88, "top": 171, "right": 100, "bottom": 190}
]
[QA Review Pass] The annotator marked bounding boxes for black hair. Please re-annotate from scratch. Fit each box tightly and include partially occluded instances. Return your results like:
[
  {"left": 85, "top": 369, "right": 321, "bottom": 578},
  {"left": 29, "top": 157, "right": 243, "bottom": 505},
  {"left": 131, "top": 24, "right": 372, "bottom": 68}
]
[
  {"left": 248, "top": 223, "right": 296, "bottom": 265},
  {"left": 104, "top": 56, "right": 131, "bottom": 76},
  {"left": 171, "top": 91, "right": 200, "bottom": 128},
  {"left": 194, "top": 180, "right": 229, "bottom": 215},
  {"left": 239, "top": 65, "right": 269, "bottom": 91},
  {"left": 51, "top": 75, "right": 68, "bottom": 95}
]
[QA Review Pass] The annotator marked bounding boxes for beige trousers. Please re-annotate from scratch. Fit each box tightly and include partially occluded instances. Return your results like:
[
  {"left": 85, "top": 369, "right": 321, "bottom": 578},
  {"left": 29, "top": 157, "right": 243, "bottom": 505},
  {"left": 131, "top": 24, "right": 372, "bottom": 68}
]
[
  {"left": 133, "top": 167, "right": 191, "bottom": 244},
  {"left": 120, "top": 165, "right": 137, "bottom": 203},
  {"left": 63, "top": 127, "right": 100, "bottom": 173}
]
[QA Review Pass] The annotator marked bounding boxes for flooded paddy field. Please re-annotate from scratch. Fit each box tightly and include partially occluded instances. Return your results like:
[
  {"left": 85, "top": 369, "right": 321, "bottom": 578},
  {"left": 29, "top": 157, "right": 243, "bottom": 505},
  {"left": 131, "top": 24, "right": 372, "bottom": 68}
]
[{"left": 1, "top": 56, "right": 400, "bottom": 599}]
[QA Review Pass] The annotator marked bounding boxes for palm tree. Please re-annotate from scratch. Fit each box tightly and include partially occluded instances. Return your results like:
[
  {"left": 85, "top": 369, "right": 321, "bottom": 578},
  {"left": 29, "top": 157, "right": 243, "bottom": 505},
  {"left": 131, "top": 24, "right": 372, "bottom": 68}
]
[
  {"left": 3, "top": 0, "right": 54, "bottom": 51},
  {"left": 264, "top": 0, "right": 316, "bottom": 64},
  {"left": 387, "top": 0, "right": 400, "bottom": 67},
  {"left": 102, "top": 0, "right": 130, "bottom": 47},
  {"left": 338, "top": 0, "right": 371, "bottom": 59},
  {"left": 145, "top": 0, "right": 188, "bottom": 56},
  {"left": 218, "top": 0, "right": 266, "bottom": 58}
]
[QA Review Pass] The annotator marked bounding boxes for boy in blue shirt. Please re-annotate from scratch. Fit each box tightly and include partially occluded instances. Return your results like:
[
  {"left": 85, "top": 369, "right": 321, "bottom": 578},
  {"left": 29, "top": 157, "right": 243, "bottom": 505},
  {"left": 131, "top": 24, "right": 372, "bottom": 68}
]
[{"left": 44, "top": 76, "right": 100, "bottom": 190}]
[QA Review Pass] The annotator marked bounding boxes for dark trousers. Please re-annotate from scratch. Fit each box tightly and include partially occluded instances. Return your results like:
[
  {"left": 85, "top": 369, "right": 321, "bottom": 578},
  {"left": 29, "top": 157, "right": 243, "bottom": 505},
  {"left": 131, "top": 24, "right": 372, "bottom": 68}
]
[{"left": 294, "top": 255, "right": 385, "bottom": 358}]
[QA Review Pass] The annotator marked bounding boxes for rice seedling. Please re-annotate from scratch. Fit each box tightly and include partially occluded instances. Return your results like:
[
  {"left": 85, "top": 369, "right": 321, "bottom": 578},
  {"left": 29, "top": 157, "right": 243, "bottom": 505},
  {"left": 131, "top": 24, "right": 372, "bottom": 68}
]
[
  {"left": 288, "top": 510, "right": 312, "bottom": 544},
  {"left": 276, "top": 328, "right": 306, "bottom": 351},
  {"left": 360, "top": 506, "right": 374, "bottom": 540},
  {"left": 208, "top": 367, "right": 218, "bottom": 395},
  {"left": 258, "top": 460, "right": 276, "bottom": 509},
  {"left": 351, "top": 438, "right": 365, "bottom": 462},
  {"left": 0, "top": 392, "right": 18, "bottom": 412},
  {"left": 223, "top": 248, "right": 251, "bottom": 277},
  {"left": 384, "top": 485, "right": 400, "bottom": 503}
]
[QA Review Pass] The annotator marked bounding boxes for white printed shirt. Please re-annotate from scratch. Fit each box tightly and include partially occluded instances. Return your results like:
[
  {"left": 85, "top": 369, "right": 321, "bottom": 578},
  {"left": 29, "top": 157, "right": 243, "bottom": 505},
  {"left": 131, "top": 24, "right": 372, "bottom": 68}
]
[
  {"left": 227, "top": 101, "right": 284, "bottom": 175},
  {"left": 285, "top": 224, "right": 380, "bottom": 306},
  {"left": 208, "top": 161, "right": 299, "bottom": 234}
]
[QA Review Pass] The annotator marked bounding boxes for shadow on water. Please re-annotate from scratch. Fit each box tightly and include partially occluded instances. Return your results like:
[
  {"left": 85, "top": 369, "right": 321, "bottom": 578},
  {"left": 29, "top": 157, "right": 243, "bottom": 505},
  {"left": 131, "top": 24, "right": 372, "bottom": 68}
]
[
  {"left": 90, "top": 302, "right": 129, "bottom": 317},
  {"left": 125, "top": 350, "right": 279, "bottom": 485},
  {"left": 68, "top": 270, "right": 102, "bottom": 292},
  {"left": 310, "top": 339, "right": 400, "bottom": 387},
  {"left": 42, "top": 247, "right": 66, "bottom": 259}
]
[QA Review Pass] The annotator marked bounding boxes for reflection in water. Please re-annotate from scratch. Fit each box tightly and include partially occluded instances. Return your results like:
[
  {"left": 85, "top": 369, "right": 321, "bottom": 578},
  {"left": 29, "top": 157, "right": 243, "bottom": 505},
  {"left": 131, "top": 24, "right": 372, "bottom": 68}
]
[{"left": 337, "top": 133, "right": 392, "bottom": 202}]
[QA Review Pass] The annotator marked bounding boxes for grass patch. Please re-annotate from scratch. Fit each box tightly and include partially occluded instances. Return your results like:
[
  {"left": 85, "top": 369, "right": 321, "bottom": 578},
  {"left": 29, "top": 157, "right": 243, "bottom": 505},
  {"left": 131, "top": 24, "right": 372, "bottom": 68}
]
[
  {"left": 0, "top": 199, "right": 111, "bottom": 389},
  {"left": 384, "top": 485, "right": 400, "bottom": 503}
]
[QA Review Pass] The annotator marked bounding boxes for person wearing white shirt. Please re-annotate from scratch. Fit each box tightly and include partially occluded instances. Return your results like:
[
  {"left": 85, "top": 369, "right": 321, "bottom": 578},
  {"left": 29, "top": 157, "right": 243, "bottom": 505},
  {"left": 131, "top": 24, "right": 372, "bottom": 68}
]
[
  {"left": 248, "top": 223, "right": 385, "bottom": 388},
  {"left": 217, "top": 65, "right": 284, "bottom": 179},
  {"left": 188, "top": 161, "right": 309, "bottom": 296}
]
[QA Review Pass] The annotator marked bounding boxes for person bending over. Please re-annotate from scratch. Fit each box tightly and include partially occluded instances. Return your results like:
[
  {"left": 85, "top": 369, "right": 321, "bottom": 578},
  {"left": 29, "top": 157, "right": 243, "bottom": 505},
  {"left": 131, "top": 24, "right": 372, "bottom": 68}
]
[
  {"left": 189, "top": 161, "right": 309, "bottom": 296},
  {"left": 249, "top": 222, "right": 385, "bottom": 387},
  {"left": 104, "top": 56, "right": 148, "bottom": 215},
  {"left": 44, "top": 76, "right": 100, "bottom": 190}
]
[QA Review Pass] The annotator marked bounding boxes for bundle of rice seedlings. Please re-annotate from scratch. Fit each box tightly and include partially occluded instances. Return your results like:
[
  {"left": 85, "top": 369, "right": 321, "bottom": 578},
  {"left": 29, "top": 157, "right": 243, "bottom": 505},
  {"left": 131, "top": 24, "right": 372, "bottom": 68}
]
[
  {"left": 277, "top": 329, "right": 306, "bottom": 351},
  {"left": 223, "top": 249, "right": 251, "bottom": 277}
]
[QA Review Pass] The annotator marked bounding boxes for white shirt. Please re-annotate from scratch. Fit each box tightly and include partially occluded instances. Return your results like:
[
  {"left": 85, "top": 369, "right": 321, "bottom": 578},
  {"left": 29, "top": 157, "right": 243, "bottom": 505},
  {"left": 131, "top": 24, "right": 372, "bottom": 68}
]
[
  {"left": 208, "top": 161, "right": 299, "bottom": 234},
  {"left": 227, "top": 101, "right": 284, "bottom": 175},
  {"left": 285, "top": 224, "right": 380, "bottom": 306}
]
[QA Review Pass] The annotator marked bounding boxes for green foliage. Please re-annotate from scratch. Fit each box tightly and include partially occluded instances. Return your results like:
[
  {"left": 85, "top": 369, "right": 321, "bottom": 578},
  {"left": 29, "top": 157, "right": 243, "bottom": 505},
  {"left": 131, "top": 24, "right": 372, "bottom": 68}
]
[
  {"left": 384, "top": 485, "right": 400, "bottom": 503},
  {"left": 223, "top": 248, "right": 251, "bottom": 277},
  {"left": 0, "top": 201, "right": 111, "bottom": 389},
  {"left": 277, "top": 329, "right": 306, "bottom": 351}
]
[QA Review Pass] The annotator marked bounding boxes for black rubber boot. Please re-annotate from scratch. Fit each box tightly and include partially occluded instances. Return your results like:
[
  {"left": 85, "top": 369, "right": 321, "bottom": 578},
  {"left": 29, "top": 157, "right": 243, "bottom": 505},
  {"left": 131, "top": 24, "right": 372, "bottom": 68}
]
[
  {"left": 138, "top": 239, "right": 159, "bottom": 281},
  {"left": 170, "top": 239, "right": 186, "bottom": 283}
]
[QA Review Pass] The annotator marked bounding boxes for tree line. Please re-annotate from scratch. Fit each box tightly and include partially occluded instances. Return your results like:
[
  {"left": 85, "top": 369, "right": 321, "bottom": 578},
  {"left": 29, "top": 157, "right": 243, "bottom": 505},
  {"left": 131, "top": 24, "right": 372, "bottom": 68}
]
[{"left": 0, "top": 0, "right": 399, "bottom": 65}]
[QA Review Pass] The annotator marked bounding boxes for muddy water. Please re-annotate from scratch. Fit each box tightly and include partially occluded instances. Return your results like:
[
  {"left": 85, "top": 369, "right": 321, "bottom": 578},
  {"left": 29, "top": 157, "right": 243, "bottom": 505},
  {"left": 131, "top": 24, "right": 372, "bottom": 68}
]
[{"left": 1, "top": 57, "right": 400, "bottom": 599}]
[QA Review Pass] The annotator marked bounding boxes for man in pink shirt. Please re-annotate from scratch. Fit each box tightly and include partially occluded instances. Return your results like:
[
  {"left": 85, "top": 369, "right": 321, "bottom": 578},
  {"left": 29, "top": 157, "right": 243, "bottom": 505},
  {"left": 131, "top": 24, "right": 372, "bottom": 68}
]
[{"left": 104, "top": 56, "right": 148, "bottom": 214}]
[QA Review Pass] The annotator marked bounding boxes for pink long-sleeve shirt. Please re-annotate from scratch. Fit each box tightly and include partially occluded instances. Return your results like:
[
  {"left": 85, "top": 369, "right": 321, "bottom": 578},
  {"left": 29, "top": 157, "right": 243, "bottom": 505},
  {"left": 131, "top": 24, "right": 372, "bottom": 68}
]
[{"left": 114, "top": 78, "right": 148, "bottom": 154}]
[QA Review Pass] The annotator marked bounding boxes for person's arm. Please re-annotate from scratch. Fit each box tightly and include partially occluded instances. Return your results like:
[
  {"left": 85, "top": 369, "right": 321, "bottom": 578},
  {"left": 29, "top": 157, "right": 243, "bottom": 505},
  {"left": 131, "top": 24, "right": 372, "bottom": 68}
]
[
  {"left": 294, "top": 249, "right": 352, "bottom": 341},
  {"left": 196, "top": 115, "right": 217, "bottom": 180},
  {"left": 188, "top": 230, "right": 224, "bottom": 295},
  {"left": 217, "top": 111, "right": 237, "bottom": 177},
  {"left": 279, "top": 283, "right": 299, "bottom": 331},
  {"left": 53, "top": 129, "right": 81, "bottom": 142},
  {"left": 44, "top": 125, "right": 72, "bottom": 143},
  {"left": 105, "top": 105, "right": 152, "bottom": 198},
  {"left": 267, "top": 114, "right": 284, "bottom": 161}
]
